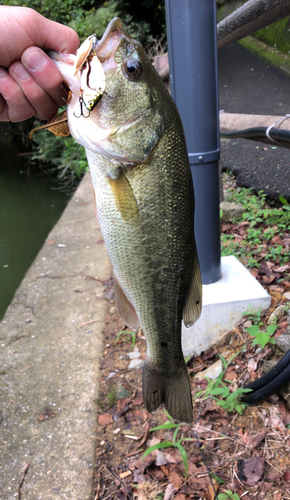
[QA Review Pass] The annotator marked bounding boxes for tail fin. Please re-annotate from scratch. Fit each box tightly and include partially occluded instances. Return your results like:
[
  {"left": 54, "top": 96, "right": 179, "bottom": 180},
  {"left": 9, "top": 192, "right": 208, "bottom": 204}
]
[{"left": 142, "top": 361, "right": 193, "bottom": 423}]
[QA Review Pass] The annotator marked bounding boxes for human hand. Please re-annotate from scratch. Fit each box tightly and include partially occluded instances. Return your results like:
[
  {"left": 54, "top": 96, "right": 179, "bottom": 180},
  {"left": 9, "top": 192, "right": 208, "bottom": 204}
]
[{"left": 0, "top": 6, "right": 79, "bottom": 122}]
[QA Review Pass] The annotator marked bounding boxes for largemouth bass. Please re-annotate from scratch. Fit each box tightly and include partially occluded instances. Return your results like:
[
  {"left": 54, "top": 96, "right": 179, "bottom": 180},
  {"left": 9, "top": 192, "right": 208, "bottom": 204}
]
[{"left": 50, "top": 18, "right": 202, "bottom": 423}]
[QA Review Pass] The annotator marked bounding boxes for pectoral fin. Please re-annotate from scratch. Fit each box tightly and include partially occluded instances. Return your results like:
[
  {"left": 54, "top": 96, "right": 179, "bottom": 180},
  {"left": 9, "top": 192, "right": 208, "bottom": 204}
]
[
  {"left": 183, "top": 248, "right": 202, "bottom": 327},
  {"left": 114, "top": 274, "right": 140, "bottom": 331},
  {"left": 108, "top": 171, "right": 139, "bottom": 222}
]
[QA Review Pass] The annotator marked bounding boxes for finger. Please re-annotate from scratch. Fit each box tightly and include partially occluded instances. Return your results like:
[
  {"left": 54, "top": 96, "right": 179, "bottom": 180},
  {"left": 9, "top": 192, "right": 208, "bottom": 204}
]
[
  {"left": 21, "top": 47, "right": 68, "bottom": 109},
  {"left": 0, "top": 68, "right": 9, "bottom": 121},
  {"left": 0, "top": 65, "right": 35, "bottom": 122},
  {"left": 0, "top": 7, "right": 79, "bottom": 67},
  {"left": 9, "top": 60, "right": 58, "bottom": 121}
]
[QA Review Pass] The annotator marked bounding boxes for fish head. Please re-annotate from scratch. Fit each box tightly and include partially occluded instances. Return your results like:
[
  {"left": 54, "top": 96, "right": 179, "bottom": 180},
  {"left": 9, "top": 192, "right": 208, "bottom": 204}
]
[{"left": 49, "top": 18, "right": 166, "bottom": 164}]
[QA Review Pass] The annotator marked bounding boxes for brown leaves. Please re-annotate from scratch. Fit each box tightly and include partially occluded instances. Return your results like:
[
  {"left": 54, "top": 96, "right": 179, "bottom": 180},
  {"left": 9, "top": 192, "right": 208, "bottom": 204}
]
[
  {"left": 240, "top": 430, "right": 267, "bottom": 449},
  {"left": 98, "top": 413, "right": 113, "bottom": 426},
  {"left": 238, "top": 456, "right": 265, "bottom": 486}
]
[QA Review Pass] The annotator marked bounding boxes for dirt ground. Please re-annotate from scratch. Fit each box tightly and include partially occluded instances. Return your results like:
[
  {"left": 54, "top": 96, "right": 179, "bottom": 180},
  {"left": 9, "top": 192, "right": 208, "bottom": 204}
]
[{"left": 92, "top": 175, "right": 290, "bottom": 500}]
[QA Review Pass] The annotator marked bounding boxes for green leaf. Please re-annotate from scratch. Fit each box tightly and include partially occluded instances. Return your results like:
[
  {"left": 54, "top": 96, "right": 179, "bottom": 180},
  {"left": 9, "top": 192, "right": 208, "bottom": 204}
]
[
  {"left": 279, "top": 195, "right": 288, "bottom": 205},
  {"left": 246, "top": 325, "right": 260, "bottom": 336},
  {"left": 210, "top": 387, "right": 229, "bottom": 396},
  {"left": 211, "top": 473, "right": 225, "bottom": 485},
  {"left": 267, "top": 324, "right": 278, "bottom": 335},
  {"left": 150, "top": 422, "right": 178, "bottom": 431},
  {"left": 172, "top": 425, "right": 180, "bottom": 444},
  {"left": 175, "top": 442, "right": 188, "bottom": 480},
  {"left": 143, "top": 441, "right": 173, "bottom": 458}
]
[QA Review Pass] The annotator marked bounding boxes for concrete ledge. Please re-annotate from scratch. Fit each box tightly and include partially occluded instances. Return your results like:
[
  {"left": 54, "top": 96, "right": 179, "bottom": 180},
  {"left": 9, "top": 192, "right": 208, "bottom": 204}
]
[
  {"left": 0, "top": 173, "right": 111, "bottom": 500},
  {"left": 182, "top": 255, "right": 271, "bottom": 356}
]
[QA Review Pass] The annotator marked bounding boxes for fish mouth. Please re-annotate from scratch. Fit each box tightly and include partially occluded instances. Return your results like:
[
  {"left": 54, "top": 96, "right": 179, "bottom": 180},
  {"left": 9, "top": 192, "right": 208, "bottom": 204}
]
[{"left": 96, "top": 17, "right": 131, "bottom": 61}]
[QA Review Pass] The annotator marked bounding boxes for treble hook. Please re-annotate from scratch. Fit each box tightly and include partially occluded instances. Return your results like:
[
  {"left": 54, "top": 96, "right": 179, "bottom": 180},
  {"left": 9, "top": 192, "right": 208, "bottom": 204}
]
[{"left": 73, "top": 91, "right": 90, "bottom": 119}]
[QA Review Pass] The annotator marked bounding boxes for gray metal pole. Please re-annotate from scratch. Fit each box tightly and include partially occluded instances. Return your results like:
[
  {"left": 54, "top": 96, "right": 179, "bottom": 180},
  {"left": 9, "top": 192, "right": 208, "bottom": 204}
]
[{"left": 165, "top": 0, "right": 221, "bottom": 284}]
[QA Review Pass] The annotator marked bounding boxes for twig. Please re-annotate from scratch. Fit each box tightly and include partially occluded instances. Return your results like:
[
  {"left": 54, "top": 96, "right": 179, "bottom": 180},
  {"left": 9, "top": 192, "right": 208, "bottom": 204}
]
[
  {"left": 193, "top": 430, "right": 218, "bottom": 500},
  {"left": 80, "top": 319, "right": 99, "bottom": 328},
  {"left": 18, "top": 463, "right": 29, "bottom": 500},
  {"left": 125, "top": 448, "right": 145, "bottom": 458}
]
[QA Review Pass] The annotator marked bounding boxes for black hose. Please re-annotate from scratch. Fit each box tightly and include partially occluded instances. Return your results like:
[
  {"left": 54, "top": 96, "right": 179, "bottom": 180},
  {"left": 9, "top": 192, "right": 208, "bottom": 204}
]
[
  {"left": 242, "top": 356, "right": 290, "bottom": 405},
  {"left": 243, "top": 348, "right": 290, "bottom": 393},
  {"left": 220, "top": 126, "right": 290, "bottom": 144}
]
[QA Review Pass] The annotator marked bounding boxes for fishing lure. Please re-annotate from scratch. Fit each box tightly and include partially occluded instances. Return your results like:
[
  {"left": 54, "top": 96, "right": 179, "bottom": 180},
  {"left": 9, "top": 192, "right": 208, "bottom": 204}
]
[{"left": 73, "top": 35, "right": 106, "bottom": 118}]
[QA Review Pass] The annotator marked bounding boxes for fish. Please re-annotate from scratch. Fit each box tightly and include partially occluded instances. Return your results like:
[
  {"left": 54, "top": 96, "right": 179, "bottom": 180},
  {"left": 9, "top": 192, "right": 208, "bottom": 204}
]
[{"left": 49, "top": 17, "right": 202, "bottom": 423}]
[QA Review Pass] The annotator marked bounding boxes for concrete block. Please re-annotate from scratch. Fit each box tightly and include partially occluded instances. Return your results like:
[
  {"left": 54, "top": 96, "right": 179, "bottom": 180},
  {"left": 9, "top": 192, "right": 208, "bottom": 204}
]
[{"left": 182, "top": 255, "right": 271, "bottom": 356}]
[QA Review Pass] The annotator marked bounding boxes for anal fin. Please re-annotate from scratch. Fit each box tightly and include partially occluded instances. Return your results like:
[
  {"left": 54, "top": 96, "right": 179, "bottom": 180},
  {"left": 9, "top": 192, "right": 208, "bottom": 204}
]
[
  {"left": 114, "top": 274, "right": 140, "bottom": 331},
  {"left": 183, "top": 247, "right": 202, "bottom": 327}
]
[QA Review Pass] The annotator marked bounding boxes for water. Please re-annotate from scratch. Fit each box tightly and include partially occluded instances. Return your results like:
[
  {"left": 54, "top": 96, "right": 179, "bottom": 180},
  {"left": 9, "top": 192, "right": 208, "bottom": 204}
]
[{"left": 0, "top": 148, "right": 70, "bottom": 320}]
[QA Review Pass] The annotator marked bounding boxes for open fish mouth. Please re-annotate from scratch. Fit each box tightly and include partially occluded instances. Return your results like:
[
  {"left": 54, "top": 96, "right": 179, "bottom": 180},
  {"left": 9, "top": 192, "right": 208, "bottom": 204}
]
[{"left": 96, "top": 18, "right": 131, "bottom": 61}]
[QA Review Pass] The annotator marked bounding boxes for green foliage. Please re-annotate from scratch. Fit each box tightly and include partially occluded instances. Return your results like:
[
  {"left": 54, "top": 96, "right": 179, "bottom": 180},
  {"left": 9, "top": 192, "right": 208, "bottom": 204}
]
[
  {"left": 115, "top": 328, "right": 137, "bottom": 349},
  {"left": 218, "top": 491, "right": 240, "bottom": 500},
  {"left": 107, "top": 385, "right": 117, "bottom": 407},
  {"left": 1, "top": 0, "right": 95, "bottom": 24},
  {"left": 144, "top": 410, "right": 189, "bottom": 481},
  {"left": 221, "top": 186, "right": 290, "bottom": 268},
  {"left": 246, "top": 324, "right": 277, "bottom": 349},
  {"left": 69, "top": 1, "right": 121, "bottom": 43},
  {"left": 254, "top": 16, "right": 290, "bottom": 56},
  {"left": 194, "top": 351, "right": 251, "bottom": 415},
  {"left": 242, "top": 305, "right": 262, "bottom": 323},
  {"left": 31, "top": 126, "right": 88, "bottom": 191}
]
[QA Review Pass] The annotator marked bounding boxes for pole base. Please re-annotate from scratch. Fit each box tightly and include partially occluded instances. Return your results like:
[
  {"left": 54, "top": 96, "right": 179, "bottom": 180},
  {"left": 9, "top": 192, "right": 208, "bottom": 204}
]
[{"left": 182, "top": 255, "right": 271, "bottom": 356}]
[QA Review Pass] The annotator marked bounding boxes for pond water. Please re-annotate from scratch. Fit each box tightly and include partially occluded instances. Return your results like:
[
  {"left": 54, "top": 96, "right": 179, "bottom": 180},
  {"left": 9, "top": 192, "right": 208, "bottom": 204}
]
[{"left": 0, "top": 148, "right": 70, "bottom": 320}]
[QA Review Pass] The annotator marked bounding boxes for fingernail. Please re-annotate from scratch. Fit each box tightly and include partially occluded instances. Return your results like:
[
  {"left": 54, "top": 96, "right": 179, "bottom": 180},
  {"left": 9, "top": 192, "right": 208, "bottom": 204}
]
[
  {"left": 13, "top": 63, "right": 30, "bottom": 81},
  {"left": 25, "top": 51, "right": 45, "bottom": 71},
  {"left": 0, "top": 67, "right": 7, "bottom": 78}
]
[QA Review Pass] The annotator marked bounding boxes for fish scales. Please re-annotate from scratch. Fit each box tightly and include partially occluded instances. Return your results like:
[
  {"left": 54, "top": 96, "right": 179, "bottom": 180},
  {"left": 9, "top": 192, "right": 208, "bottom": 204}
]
[{"left": 49, "top": 17, "right": 202, "bottom": 423}]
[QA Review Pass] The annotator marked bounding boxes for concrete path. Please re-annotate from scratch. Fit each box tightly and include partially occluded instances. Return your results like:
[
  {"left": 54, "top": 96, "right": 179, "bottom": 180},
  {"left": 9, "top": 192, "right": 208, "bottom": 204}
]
[{"left": 0, "top": 174, "right": 111, "bottom": 500}]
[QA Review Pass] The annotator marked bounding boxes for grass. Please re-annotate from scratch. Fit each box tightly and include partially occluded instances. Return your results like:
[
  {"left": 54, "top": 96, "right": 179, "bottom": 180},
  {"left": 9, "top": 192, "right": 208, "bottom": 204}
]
[
  {"left": 194, "top": 350, "right": 251, "bottom": 415},
  {"left": 221, "top": 182, "right": 290, "bottom": 268}
]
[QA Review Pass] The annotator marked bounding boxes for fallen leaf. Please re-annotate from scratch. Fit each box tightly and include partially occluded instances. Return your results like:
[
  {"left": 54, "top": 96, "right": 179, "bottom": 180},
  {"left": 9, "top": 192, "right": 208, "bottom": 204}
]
[
  {"left": 98, "top": 413, "right": 113, "bottom": 426},
  {"left": 247, "top": 357, "right": 258, "bottom": 377},
  {"left": 240, "top": 430, "right": 267, "bottom": 448},
  {"left": 164, "top": 483, "right": 175, "bottom": 500},
  {"left": 133, "top": 395, "right": 144, "bottom": 406},
  {"left": 206, "top": 481, "right": 218, "bottom": 500},
  {"left": 283, "top": 471, "right": 290, "bottom": 482},
  {"left": 275, "top": 264, "right": 290, "bottom": 273},
  {"left": 269, "top": 285, "right": 285, "bottom": 293},
  {"left": 137, "top": 422, "right": 150, "bottom": 448},
  {"left": 238, "top": 456, "right": 264, "bottom": 486}
]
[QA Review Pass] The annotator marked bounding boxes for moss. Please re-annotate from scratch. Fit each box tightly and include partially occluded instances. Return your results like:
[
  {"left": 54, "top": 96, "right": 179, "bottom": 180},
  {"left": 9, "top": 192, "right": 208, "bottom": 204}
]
[
  {"left": 239, "top": 36, "right": 290, "bottom": 76},
  {"left": 254, "top": 17, "right": 290, "bottom": 56}
]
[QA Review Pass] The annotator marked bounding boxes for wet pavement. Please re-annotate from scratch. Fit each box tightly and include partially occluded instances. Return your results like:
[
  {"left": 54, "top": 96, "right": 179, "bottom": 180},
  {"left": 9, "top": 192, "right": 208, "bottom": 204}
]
[{"left": 218, "top": 42, "right": 290, "bottom": 202}]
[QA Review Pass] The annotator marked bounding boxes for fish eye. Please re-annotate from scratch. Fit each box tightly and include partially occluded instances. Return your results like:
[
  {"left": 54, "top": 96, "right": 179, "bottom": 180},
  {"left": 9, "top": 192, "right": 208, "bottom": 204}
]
[{"left": 124, "top": 59, "right": 142, "bottom": 78}]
